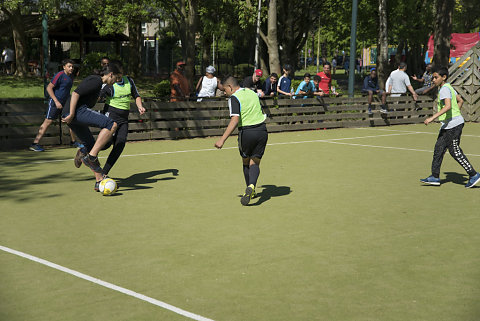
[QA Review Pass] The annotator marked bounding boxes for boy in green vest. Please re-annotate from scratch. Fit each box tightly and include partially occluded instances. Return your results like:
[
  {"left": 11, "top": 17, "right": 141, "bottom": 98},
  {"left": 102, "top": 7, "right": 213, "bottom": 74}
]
[
  {"left": 215, "top": 76, "right": 268, "bottom": 205},
  {"left": 421, "top": 67, "right": 480, "bottom": 188},
  {"left": 99, "top": 61, "right": 146, "bottom": 183}
]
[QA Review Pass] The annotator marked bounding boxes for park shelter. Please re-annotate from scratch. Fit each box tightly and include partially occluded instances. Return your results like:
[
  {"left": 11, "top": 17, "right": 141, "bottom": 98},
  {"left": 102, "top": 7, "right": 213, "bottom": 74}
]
[{"left": 0, "top": 14, "right": 128, "bottom": 62}]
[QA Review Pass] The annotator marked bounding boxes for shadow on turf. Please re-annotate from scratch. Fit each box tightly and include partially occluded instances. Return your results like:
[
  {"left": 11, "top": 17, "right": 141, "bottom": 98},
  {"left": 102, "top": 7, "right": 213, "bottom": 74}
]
[
  {"left": 114, "top": 169, "right": 179, "bottom": 191},
  {"left": 442, "top": 172, "right": 478, "bottom": 187},
  {"left": 245, "top": 184, "right": 292, "bottom": 206},
  {"left": 420, "top": 172, "right": 477, "bottom": 187}
]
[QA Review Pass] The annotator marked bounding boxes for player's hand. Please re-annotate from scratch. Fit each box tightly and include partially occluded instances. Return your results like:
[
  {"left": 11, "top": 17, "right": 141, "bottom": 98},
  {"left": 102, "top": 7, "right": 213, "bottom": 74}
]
[
  {"left": 62, "top": 114, "right": 74, "bottom": 124},
  {"left": 55, "top": 101, "right": 63, "bottom": 109},
  {"left": 424, "top": 116, "right": 434, "bottom": 125},
  {"left": 411, "top": 75, "right": 418, "bottom": 81},
  {"left": 138, "top": 106, "right": 146, "bottom": 115},
  {"left": 214, "top": 139, "right": 224, "bottom": 149},
  {"left": 413, "top": 93, "right": 418, "bottom": 101}
]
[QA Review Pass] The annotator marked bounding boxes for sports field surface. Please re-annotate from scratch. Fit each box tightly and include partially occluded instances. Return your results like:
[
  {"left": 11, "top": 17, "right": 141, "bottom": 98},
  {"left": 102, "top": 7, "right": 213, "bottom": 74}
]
[{"left": 2, "top": 123, "right": 480, "bottom": 321}]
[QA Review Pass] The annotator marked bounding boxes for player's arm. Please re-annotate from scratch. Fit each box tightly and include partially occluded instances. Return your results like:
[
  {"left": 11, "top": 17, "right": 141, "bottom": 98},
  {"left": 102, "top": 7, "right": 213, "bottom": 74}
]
[
  {"left": 425, "top": 98, "right": 451, "bottom": 125},
  {"left": 456, "top": 94, "right": 463, "bottom": 109},
  {"left": 129, "top": 77, "right": 145, "bottom": 115},
  {"left": 215, "top": 115, "right": 239, "bottom": 149},
  {"left": 46, "top": 82, "right": 62, "bottom": 108},
  {"left": 62, "top": 91, "right": 79, "bottom": 124}
]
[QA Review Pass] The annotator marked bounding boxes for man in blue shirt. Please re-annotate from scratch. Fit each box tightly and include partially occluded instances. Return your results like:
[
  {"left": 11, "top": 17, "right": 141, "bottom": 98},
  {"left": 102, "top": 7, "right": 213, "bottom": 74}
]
[{"left": 362, "top": 68, "right": 387, "bottom": 114}]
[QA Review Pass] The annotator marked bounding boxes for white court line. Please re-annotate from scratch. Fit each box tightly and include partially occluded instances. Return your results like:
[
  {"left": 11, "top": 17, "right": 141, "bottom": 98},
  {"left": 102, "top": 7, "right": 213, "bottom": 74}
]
[
  {"left": 356, "top": 127, "right": 480, "bottom": 138},
  {"left": 32, "top": 132, "right": 422, "bottom": 165},
  {"left": 0, "top": 245, "right": 215, "bottom": 321},
  {"left": 29, "top": 130, "right": 480, "bottom": 166}
]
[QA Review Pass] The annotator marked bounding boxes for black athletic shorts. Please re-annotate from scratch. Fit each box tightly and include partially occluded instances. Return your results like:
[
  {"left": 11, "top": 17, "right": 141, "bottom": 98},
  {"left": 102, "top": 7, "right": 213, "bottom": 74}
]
[{"left": 238, "top": 122, "right": 268, "bottom": 159}]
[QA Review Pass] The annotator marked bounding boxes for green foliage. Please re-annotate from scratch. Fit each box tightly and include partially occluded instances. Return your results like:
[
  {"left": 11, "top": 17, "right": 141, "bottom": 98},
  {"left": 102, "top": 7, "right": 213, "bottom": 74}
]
[
  {"left": 152, "top": 79, "right": 171, "bottom": 98},
  {"left": 80, "top": 52, "right": 122, "bottom": 77}
]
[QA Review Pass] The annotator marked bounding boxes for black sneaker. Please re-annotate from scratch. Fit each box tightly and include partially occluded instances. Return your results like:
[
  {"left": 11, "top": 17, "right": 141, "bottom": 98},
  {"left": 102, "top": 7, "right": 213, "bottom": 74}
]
[
  {"left": 81, "top": 154, "right": 103, "bottom": 173},
  {"left": 94, "top": 175, "right": 110, "bottom": 192},
  {"left": 29, "top": 143, "right": 44, "bottom": 152},
  {"left": 74, "top": 148, "right": 86, "bottom": 168},
  {"left": 240, "top": 184, "right": 255, "bottom": 206}
]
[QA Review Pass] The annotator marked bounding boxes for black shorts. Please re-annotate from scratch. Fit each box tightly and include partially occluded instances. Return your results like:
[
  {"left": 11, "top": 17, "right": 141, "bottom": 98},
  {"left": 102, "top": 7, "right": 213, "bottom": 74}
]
[{"left": 238, "top": 122, "right": 268, "bottom": 159}]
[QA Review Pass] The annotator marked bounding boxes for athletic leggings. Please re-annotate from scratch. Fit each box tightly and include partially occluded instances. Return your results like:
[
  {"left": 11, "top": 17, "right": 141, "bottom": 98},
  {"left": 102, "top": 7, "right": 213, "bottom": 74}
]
[
  {"left": 102, "top": 106, "right": 130, "bottom": 175},
  {"left": 431, "top": 123, "right": 476, "bottom": 178}
]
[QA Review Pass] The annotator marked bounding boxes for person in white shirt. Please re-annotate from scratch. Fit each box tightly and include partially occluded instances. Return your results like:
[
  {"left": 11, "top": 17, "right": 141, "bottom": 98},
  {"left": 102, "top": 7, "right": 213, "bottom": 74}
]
[
  {"left": 387, "top": 62, "right": 418, "bottom": 100},
  {"left": 196, "top": 65, "right": 223, "bottom": 101}
]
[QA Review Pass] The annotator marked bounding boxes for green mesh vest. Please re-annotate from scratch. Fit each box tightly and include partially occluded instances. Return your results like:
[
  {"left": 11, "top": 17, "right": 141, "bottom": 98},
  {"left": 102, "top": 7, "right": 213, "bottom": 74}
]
[
  {"left": 438, "top": 83, "right": 461, "bottom": 121},
  {"left": 106, "top": 76, "right": 131, "bottom": 110},
  {"left": 232, "top": 88, "right": 266, "bottom": 127}
]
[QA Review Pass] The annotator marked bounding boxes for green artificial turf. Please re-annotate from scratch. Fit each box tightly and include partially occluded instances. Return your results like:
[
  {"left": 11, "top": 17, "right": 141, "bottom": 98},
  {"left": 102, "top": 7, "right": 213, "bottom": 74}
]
[{"left": 2, "top": 124, "right": 480, "bottom": 321}]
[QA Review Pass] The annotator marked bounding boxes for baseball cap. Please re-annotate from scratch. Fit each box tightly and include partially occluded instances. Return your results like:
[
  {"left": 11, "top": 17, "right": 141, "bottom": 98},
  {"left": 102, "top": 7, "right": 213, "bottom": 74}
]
[
  {"left": 206, "top": 65, "right": 216, "bottom": 74},
  {"left": 255, "top": 69, "right": 263, "bottom": 77},
  {"left": 176, "top": 61, "right": 186, "bottom": 66}
]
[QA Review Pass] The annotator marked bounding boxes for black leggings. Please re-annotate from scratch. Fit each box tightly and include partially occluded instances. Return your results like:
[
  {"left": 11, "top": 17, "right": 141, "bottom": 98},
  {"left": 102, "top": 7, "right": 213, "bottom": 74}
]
[
  {"left": 102, "top": 106, "right": 130, "bottom": 175},
  {"left": 431, "top": 123, "right": 476, "bottom": 178}
]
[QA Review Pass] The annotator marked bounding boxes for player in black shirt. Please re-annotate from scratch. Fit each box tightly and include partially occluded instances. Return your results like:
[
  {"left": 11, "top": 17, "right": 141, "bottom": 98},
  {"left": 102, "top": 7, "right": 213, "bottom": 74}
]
[{"left": 62, "top": 64, "right": 120, "bottom": 189}]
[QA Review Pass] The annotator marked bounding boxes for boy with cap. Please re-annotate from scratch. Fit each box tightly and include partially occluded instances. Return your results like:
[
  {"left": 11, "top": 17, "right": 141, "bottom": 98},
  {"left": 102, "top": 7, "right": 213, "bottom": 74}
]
[{"left": 242, "top": 69, "right": 265, "bottom": 97}]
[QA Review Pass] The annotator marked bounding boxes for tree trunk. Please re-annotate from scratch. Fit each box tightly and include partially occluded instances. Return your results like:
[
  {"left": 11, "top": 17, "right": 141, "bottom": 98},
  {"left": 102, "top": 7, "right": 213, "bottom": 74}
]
[
  {"left": 394, "top": 40, "right": 405, "bottom": 67},
  {"left": 432, "top": 0, "right": 454, "bottom": 68},
  {"left": 128, "top": 21, "right": 142, "bottom": 78},
  {"left": 377, "top": 0, "right": 388, "bottom": 90},
  {"left": 201, "top": 35, "right": 212, "bottom": 73},
  {"left": 265, "top": 0, "right": 281, "bottom": 75},
  {"left": 175, "top": 0, "right": 197, "bottom": 93},
  {"left": 4, "top": 8, "right": 28, "bottom": 77}
]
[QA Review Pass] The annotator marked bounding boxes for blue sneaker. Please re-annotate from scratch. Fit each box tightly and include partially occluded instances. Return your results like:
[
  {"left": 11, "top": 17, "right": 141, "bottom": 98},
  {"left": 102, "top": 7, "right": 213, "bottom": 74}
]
[
  {"left": 367, "top": 107, "right": 373, "bottom": 115},
  {"left": 70, "top": 141, "right": 84, "bottom": 149},
  {"left": 420, "top": 176, "right": 440, "bottom": 186},
  {"left": 29, "top": 143, "right": 44, "bottom": 152},
  {"left": 465, "top": 172, "right": 480, "bottom": 188}
]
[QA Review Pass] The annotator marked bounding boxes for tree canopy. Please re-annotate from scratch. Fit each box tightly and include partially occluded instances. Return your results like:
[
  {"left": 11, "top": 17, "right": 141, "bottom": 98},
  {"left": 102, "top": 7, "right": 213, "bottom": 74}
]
[{"left": 1, "top": 0, "right": 479, "bottom": 77}]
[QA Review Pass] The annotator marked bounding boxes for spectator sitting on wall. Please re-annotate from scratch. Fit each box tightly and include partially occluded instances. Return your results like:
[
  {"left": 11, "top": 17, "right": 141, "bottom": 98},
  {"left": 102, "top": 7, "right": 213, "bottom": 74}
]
[
  {"left": 316, "top": 62, "right": 339, "bottom": 96},
  {"left": 387, "top": 62, "right": 418, "bottom": 101},
  {"left": 362, "top": 68, "right": 388, "bottom": 114},
  {"left": 294, "top": 73, "right": 315, "bottom": 99},
  {"left": 196, "top": 65, "right": 223, "bottom": 101},
  {"left": 277, "top": 64, "right": 293, "bottom": 97},
  {"left": 312, "top": 75, "right": 325, "bottom": 96},
  {"left": 263, "top": 73, "right": 278, "bottom": 96},
  {"left": 411, "top": 63, "right": 435, "bottom": 95},
  {"left": 170, "top": 61, "right": 190, "bottom": 102},
  {"left": 242, "top": 69, "right": 265, "bottom": 97}
]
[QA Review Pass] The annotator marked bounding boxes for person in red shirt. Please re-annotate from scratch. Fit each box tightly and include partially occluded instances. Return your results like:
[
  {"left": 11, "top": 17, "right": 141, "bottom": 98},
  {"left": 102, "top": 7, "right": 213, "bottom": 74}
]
[
  {"left": 170, "top": 61, "right": 190, "bottom": 102},
  {"left": 316, "top": 62, "right": 339, "bottom": 96}
]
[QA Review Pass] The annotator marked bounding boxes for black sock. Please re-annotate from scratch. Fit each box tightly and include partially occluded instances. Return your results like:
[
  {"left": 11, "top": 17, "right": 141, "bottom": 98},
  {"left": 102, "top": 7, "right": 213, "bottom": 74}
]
[
  {"left": 88, "top": 154, "right": 97, "bottom": 161},
  {"left": 243, "top": 165, "right": 249, "bottom": 186},
  {"left": 249, "top": 164, "right": 260, "bottom": 187}
]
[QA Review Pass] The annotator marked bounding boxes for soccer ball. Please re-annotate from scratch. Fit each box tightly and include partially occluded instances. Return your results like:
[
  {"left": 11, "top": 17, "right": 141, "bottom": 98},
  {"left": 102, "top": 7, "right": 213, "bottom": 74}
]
[{"left": 99, "top": 178, "right": 118, "bottom": 196}]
